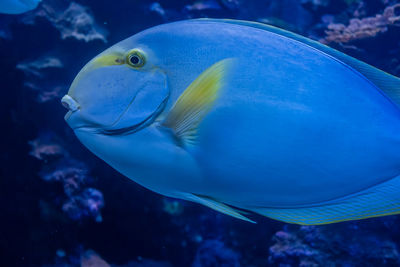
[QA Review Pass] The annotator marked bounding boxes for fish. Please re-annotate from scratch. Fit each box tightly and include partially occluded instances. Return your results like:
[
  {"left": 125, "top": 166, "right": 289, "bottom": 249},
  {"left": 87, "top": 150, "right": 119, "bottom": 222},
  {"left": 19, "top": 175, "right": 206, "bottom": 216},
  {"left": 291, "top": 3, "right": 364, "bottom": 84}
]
[
  {"left": 61, "top": 19, "right": 400, "bottom": 225},
  {"left": 0, "top": 0, "right": 41, "bottom": 14}
]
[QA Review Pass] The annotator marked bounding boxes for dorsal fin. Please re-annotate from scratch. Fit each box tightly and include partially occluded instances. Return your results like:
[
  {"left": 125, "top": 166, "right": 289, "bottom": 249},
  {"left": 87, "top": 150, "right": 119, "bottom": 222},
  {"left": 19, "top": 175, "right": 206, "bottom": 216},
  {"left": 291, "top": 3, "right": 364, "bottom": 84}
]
[{"left": 197, "top": 19, "right": 400, "bottom": 105}]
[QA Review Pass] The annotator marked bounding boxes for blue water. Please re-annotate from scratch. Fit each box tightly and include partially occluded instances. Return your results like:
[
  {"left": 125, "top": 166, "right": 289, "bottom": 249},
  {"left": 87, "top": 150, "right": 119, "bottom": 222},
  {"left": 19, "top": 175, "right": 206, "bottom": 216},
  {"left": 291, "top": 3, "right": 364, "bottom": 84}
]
[{"left": 1, "top": 0, "right": 400, "bottom": 266}]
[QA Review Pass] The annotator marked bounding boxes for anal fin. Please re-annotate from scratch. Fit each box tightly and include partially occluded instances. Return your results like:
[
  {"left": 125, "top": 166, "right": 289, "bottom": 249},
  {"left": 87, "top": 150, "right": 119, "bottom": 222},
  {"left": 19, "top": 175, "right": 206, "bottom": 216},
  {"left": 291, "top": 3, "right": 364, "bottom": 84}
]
[
  {"left": 251, "top": 174, "right": 400, "bottom": 225},
  {"left": 183, "top": 193, "right": 256, "bottom": 223}
]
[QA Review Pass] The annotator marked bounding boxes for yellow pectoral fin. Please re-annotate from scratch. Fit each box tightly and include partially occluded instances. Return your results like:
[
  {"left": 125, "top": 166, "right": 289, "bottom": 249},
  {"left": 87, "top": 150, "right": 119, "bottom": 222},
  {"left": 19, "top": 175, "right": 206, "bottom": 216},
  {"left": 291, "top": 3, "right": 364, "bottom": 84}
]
[{"left": 162, "top": 58, "right": 235, "bottom": 145}]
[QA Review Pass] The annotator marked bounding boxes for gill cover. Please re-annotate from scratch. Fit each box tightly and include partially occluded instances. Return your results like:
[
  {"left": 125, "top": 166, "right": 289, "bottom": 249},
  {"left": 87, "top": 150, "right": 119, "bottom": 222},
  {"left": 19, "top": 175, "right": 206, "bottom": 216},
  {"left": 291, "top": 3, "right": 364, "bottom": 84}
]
[{"left": 66, "top": 52, "right": 169, "bottom": 133}]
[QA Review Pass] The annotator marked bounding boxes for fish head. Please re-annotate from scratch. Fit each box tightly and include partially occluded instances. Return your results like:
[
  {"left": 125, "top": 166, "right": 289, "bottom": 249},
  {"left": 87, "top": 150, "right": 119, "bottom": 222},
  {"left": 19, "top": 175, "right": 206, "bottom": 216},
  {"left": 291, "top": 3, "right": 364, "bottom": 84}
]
[{"left": 62, "top": 43, "right": 169, "bottom": 135}]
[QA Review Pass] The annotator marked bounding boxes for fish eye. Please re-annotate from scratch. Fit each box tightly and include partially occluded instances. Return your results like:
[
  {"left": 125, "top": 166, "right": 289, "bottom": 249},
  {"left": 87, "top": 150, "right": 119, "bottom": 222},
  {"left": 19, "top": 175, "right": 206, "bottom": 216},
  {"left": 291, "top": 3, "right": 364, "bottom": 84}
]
[{"left": 126, "top": 50, "right": 146, "bottom": 68}]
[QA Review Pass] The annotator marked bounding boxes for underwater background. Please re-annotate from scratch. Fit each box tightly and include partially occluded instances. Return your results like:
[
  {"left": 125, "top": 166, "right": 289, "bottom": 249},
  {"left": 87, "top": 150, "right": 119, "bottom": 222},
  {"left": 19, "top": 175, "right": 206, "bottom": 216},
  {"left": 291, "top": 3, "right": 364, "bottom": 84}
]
[{"left": 1, "top": 0, "right": 400, "bottom": 266}]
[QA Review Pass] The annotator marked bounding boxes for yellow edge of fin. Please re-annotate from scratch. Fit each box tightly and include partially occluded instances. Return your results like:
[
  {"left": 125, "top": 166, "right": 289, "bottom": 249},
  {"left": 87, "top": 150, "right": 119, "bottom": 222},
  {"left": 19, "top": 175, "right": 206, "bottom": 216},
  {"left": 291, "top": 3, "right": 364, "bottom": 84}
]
[
  {"left": 251, "top": 174, "right": 400, "bottom": 225},
  {"left": 162, "top": 58, "right": 235, "bottom": 144},
  {"left": 183, "top": 193, "right": 256, "bottom": 224}
]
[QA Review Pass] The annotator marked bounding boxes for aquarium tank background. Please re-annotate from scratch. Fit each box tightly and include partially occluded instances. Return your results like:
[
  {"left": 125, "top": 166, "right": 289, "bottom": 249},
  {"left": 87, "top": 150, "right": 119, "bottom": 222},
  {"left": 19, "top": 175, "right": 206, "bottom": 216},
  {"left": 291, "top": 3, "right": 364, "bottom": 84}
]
[{"left": 1, "top": 0, "right": 400, "bottom": 266}]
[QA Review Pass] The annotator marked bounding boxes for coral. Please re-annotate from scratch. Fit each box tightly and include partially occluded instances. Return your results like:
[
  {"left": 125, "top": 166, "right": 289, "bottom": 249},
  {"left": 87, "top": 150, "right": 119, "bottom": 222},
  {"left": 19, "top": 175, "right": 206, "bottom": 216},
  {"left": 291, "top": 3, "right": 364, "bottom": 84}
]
[
  {"left": 16, "top": 55, "right": 67, "bottom": 103},
  {"left": 52, "top": 2, "right": 108, "bottom": 42},
  {"left": 192, "top": 240, "right": 240, "bottom": 267},
  {"left": 23, "top": 0, "right": 107, "bottom": 43},
  {"left": 62, "top": 187, "right": 104, "bottom": 222},
  {"left": 29, "top": 133, "right": 65, "bottom": 161},
  {"left": 30, "top": 131, "right": 104, "bottom": 223},
  {"left": 184, "top": 1, "right": 222, "bottom": 12},
  {"left": 16, "top": 55, "right": 63, "bottom": 77},
  {"left": 269, "top": 222, "right": 400, "bottom": 266},
  {"left": 36, "top": 85, "right": 64, "bottom": 103},
  {"left": 81, "top": 250, "right": 109, "bottom": 267},
  {"left": 323, "top": 4, "right": 400, "bottom": 43},
  {"left": 41, "top": 163, "right": 88, "bottom": 193},
  {"left": 269, "top": 227, "right": 329, "bottom": 266},
  {"left": 39, "top": 160, "right": 104, "bottom": 222},
  {"left": 46, "top": 249, "right": 173, "bottom": 267},
  {"left": 149, "top": 0, "right": 241, "bottom": 21}
]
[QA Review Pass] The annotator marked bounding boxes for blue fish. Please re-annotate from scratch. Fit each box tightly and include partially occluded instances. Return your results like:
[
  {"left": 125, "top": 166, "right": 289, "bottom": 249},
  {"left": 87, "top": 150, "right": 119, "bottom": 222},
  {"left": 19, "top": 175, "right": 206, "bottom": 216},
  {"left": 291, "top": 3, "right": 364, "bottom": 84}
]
[
  {"left": 62, "top": 19, "right": 400, "bottom": 225},
  {"left": 0, "top": 0, "right": 40, "bottom": 14}
]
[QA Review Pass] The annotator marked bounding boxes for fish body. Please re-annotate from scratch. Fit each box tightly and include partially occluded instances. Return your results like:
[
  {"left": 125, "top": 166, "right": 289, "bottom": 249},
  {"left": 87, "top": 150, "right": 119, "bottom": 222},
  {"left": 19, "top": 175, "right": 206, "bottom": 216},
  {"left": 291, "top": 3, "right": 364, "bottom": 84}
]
[
  {"left": 63, "top": 19, "right": 400, "bottom": 225},
  {"left": 0, "top": 0, "right": 40, "bottom": 14}
]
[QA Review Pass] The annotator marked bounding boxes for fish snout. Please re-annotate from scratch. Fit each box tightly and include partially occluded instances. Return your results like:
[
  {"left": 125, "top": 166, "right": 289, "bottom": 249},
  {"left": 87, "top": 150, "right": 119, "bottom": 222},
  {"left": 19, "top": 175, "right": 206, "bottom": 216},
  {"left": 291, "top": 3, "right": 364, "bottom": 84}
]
[
  {"left": 61, "top": 95, "right": 80, "bottom": 112},
  {"left": 61, "top": 94, "right": 87, "bottom": 129}
]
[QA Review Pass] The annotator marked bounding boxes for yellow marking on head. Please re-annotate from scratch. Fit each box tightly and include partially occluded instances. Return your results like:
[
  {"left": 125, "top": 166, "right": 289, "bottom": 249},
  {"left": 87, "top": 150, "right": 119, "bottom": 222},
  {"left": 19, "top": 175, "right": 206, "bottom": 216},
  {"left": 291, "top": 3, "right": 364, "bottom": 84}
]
[
  {"left": 68, "top": 52, "right": 125, "bottom": 95},
  {"left": 92, "top": 52, "right": 125, "bottom": 68}
]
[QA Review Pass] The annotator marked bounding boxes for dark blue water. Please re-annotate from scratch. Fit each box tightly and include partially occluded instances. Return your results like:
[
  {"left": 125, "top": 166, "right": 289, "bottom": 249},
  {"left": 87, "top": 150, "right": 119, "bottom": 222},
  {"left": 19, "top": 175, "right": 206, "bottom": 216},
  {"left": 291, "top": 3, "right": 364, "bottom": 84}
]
[{"left": 1, "top": 0, "right": 400, "bottom": 266}]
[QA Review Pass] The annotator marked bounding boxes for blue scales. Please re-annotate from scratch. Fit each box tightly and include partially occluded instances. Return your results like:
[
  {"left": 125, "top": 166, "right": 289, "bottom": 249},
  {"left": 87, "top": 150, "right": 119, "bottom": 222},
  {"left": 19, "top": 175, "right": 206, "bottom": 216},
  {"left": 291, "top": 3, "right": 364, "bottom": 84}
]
[{"left": 62, "top": 19, "right": 400, "bottom": 225}]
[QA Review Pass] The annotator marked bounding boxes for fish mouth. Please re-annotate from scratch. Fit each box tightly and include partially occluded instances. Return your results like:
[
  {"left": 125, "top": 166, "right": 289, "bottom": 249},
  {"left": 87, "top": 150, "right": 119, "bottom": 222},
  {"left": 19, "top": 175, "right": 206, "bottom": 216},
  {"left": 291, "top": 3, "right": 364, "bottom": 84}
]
[
  {"left": 98, "top": 94, "right": 168, "bottom": 136},
  {"left": 62, "top": 95, "right": 80, "bottom": 120}
]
